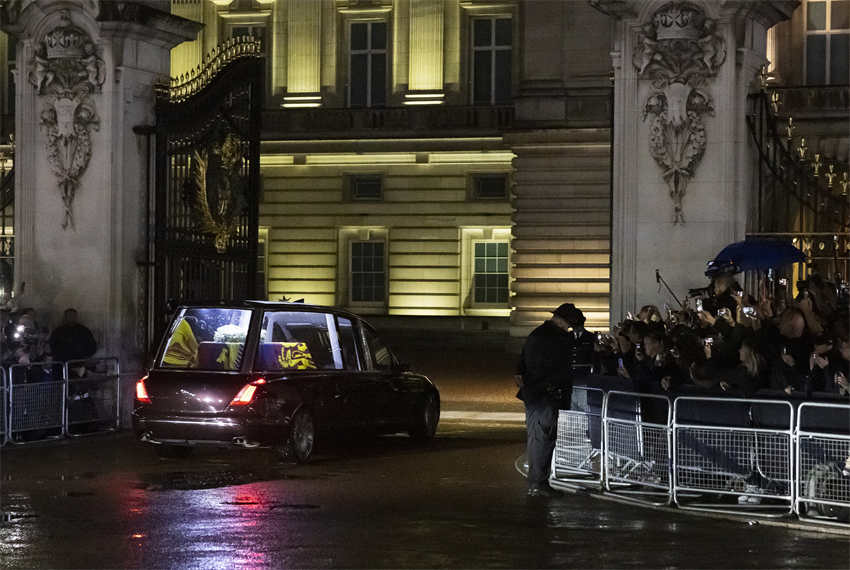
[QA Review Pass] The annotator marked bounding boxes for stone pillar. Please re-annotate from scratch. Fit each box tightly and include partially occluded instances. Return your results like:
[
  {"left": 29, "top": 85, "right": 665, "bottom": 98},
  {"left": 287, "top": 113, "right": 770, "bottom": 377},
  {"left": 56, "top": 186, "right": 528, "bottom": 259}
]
[
  {"left": 285, "top": 0, "right": 322, "bottom": 107},
  {"left": 599, "top": 0, "right": 794, "bottom": 323},
  {"left": 406, "top": 0, "right": 443, "bottom": 104},
  {"left": 1, "top": 1, "right": 198, "bottom": 373}
]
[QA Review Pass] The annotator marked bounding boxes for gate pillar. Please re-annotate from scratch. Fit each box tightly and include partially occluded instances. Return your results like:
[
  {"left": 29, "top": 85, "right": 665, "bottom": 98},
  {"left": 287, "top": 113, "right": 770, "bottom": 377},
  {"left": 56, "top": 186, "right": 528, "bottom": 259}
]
[
  {"left": 593, "top": 1, "right": 794, "bottom": 322},
  {"left": 1, "top": 2, "right": 198, "bottom": 371}
]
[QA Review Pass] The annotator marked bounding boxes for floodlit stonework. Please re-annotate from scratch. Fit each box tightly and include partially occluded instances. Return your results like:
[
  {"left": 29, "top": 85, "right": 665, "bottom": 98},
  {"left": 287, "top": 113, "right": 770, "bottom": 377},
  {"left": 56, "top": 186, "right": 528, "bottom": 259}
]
[{"left": 0, "top": 0, "right": 845, "bottom": 376}]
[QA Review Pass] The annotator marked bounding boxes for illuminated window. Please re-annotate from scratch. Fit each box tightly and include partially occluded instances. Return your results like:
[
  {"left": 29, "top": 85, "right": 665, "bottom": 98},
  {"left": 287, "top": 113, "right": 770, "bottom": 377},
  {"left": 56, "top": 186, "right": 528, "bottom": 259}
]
[
  {"left": 472, "top": 17, "right": 512, "bottom": 105},
  {"left": 229, "top": 24, "right": 266, "bottom": 48},
  {"left": 349, "top": 21, "right": 387, "bottom": 107},
  {"left": 256, "top": 227, "right": 268, "bottom": 300},
  {"left": 473, "top": 242, "right": 509, "bottom": 304},
  {"left": 351, "top": 175, "right": 383, "bottom": 200},
  {"left": 805, "top": 0, "right": 849, "bottom": 84},
  {"left": 472, "top": 174, "right": 508, "bottom": 200},
  {"left": 350, "top": 241, "right": 385, "bottom": 303}
]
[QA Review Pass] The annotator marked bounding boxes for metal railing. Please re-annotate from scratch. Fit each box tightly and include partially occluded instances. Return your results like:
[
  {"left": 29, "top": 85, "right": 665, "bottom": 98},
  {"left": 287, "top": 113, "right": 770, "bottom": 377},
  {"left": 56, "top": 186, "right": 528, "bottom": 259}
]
[
  {"left": 672, "top": 397, "right": 795, "bottom": 518},
  {"left": 549, "top": 387, "right": 849, "bottom": 526},
  {"left": 603, "top": 391, "right": 672, "bottom": 506},
  {"left": 64, "top": 358, "right": 120, "bottom": 437},
  {"left": 796, "top": 402, "right": 850, "bottom": 526},
  {"left": 1, "top": 357, "right": 120, "bottom": 446},
  {"left": 552, "top": 386, "right": 604, "bottom": 487}
]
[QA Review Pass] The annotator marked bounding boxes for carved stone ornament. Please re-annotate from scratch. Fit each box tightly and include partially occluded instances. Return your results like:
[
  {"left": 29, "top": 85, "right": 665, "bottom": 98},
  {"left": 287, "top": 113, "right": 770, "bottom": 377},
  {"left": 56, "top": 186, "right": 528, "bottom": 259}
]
[
  {"left": 634, "top": 2, "right": 726, "bottom": 224},
  {"left": 191, "top": 134, "right": 247, "bottom": 253},
  {"left": 28, "top": 10, "right": 105, "bottom": 229}
]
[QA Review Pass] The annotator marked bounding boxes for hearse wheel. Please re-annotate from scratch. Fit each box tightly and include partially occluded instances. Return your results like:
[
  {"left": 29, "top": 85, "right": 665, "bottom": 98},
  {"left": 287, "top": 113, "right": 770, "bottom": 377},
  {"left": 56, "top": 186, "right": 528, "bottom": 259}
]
[
  {"left": 410, "top": 392, "right": 439, "bottom": 441},
  {"left": 284, "top": 409, "right": 316, "bottom": 464}
]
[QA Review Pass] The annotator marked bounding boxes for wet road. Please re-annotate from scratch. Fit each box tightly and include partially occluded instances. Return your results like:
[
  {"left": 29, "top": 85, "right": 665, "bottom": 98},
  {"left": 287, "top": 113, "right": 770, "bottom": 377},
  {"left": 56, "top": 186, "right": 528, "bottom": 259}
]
[{"left": 0, "top": 422, "right": 847, "bottom": 569}]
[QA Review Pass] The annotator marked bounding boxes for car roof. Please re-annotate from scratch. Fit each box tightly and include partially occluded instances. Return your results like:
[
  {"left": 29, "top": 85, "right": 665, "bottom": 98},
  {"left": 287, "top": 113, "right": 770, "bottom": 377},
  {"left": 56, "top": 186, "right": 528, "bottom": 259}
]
[{"left": 174, "top": 301, "right": 367, "bottom": 326}]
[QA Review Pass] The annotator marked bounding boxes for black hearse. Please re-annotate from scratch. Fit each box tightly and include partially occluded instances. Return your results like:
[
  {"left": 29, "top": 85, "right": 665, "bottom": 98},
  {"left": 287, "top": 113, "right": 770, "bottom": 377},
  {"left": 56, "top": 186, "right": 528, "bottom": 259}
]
[{"left": 133, "top": 302, "right": 440, "bottom": 462}]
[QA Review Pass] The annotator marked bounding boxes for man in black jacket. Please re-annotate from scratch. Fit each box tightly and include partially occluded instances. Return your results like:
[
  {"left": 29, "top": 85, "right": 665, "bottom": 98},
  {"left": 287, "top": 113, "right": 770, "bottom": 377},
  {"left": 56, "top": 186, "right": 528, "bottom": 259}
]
[{"left": 517, "top": 303, "right": 581, "bottom": 497}]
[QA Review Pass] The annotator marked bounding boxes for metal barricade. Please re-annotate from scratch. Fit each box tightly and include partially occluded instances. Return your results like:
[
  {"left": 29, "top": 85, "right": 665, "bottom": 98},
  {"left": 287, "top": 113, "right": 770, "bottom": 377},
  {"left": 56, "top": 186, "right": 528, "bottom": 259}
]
[
  {"left": 551, "top": 386, "right": 605, "bottom": 488},
  {"left": 795, "top": 402, "right": 850, "bottom": 526},
  {"left": 603, "top": 391, "right": 672, "bottom": 505},
  {"left": 673, "top": 397, "right": 795, "bottom": 517},
  {"left": 7, "top": 362, "right": 66, "bottom": 444},
  {"left": 64, "top": 357, "right": 120, "bottom": 437}
]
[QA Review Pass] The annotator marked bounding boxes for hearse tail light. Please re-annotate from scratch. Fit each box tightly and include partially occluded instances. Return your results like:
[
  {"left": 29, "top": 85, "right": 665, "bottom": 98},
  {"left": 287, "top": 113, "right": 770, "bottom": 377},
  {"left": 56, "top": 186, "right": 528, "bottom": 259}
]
[
  {"left": 136, "top": 376, "right": 152, "bottom": 404},
  {"left": 230, "top": 378, "right": 266, "bottom": 406}
]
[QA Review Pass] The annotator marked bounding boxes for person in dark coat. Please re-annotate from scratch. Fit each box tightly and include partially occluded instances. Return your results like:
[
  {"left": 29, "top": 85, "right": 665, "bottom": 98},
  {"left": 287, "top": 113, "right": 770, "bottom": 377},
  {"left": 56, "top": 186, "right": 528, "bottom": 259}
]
[
  {"left": 49, "top": 308, "right": 97, "bottom": 364},
  {"left": 516, "top": 303, "right": 581, "bottom": 497}
]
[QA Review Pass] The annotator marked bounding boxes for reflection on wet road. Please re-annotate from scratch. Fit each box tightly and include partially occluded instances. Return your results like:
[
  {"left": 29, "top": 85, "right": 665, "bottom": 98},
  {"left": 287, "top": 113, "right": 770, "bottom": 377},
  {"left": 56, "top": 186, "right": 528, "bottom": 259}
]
[{"left": 0, "top": 423, "right": 847, "bottom": 569}]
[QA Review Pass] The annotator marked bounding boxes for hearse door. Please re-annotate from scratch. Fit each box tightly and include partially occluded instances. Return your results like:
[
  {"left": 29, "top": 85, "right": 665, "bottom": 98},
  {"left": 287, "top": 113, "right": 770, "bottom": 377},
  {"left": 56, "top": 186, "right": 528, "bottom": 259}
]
[
  {"left": 334, "top": 316, "right": 382, "bottom": 428},
  {"left": 359, "top": 323, "right": 403, "bottom": 427}
]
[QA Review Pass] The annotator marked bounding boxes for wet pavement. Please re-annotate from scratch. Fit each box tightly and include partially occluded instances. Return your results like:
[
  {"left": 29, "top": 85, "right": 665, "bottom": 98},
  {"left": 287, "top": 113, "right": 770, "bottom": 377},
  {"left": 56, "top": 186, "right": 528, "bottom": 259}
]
[{"left": 0, "top": 422, "right": 848, "bottom": 569}]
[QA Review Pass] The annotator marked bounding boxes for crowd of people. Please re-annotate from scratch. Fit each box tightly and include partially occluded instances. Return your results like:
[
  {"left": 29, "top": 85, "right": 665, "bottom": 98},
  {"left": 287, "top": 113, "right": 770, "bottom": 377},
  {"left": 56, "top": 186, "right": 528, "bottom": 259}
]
[
  {"left": 0, "top": 307, "right": 97, "bottom": 373},
  {"left": 594, "top": 263, "right": 850, "bottom": 399},
  {"left": 517, "top": 263, "right": 849, "bottom": 497}
]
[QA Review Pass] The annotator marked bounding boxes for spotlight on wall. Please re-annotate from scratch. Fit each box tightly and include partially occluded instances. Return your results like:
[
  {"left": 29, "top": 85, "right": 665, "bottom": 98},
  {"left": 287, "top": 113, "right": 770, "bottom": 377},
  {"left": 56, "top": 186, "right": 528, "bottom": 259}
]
[
  {"left": 282, "top": 94, "right": 322, "bottom": 108},
  {"left": 404, "top": 91, "right": 445, "bottom": 106}
]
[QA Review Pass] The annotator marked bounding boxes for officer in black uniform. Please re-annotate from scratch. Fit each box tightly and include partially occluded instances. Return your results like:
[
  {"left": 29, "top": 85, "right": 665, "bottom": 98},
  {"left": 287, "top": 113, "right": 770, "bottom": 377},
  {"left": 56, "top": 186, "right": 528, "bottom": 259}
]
[{"left": 517, "top": 303, "right": 587, "bottom": 497}]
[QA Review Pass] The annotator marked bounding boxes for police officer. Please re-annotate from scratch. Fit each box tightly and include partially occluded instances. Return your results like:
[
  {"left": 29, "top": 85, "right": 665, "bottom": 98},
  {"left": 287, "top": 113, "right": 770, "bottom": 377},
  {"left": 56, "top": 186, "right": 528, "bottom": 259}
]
[{"left": 517, "top": 303, "right": 584, "bottom": 497}]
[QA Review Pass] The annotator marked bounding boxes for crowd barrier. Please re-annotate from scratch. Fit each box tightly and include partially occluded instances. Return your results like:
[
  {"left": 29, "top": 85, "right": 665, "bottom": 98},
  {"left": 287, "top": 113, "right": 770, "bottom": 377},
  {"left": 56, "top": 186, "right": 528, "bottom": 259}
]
[
  {"left": 0, "top": 357, "right": 120, "bottom": 446},
  {"left": 551, "top": 379, "right": 850, "bottom": 527},
  {"left": 603, "top": 391, "right": 672, "bottom": 506},
  {"left": 796, "top": 402, "right": 850, "bottom": 526}
]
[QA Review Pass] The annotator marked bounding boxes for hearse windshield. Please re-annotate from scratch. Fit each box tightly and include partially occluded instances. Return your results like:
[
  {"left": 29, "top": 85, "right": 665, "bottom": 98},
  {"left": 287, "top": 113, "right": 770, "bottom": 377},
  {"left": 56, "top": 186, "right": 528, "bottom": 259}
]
[{"left": 159, "top": 308, "right": 253, "bottom": 371}]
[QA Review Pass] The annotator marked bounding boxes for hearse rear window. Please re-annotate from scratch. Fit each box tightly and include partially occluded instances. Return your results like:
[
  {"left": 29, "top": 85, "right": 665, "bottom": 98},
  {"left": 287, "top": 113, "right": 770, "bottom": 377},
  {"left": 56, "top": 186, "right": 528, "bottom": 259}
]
[
  {"left": 160, "top": 308, "right": 252, "bottom": 371},
  {"left": 256, "top": 311, "right": 343, "bottom": 371}
]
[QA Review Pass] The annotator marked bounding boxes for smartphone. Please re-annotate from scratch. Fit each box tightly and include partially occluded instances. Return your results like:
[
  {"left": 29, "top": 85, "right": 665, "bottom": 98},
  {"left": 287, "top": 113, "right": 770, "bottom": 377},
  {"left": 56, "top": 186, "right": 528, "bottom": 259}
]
[
  {"left": 718, "top": 307, "right": 730, "bottom": 318},
  {"left": 696, "top": 299, "right": 704, "bottom": 312},
  {"left": 617, "top": 357, "right": 625, "bottom": 369},
  {"left": 704, "top": 337, "right": 714, "bottom": 347},
  {"left": 742, "top": 306, "right": 756, "bottom": 317},
  {"left": 779, "top": 278, "right": 788, "bottom": 286}
]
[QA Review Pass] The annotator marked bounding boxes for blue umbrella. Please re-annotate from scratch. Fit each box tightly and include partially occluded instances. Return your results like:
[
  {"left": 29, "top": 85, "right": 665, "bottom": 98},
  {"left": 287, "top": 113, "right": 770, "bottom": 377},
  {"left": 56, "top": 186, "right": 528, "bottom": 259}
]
[{"left": 709, "top": 238, "right": 807, "bottom": 273}]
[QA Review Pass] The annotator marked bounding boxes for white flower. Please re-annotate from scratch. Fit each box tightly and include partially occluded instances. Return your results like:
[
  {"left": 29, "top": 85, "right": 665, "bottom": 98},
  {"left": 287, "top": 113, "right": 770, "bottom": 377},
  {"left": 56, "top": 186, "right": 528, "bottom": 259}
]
[{"left": 213, "top": 324, "right": 247, "bottom": 344}]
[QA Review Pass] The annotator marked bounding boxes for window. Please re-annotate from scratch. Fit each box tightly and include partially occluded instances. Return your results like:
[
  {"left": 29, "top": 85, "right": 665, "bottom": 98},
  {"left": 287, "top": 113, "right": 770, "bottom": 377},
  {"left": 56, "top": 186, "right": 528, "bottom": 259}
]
[
  {"left": 337, "top": 317, "right": 362, "bottom": 371},
  {"left": 160, "top": 308, "right": 253, "bottom": 371},
  {"left": 472, "top": 17, "right": 512, "bottom": 105},
  {"left": 349, "top": 21, "right": 387, "bottom": 107},
  {"left": 256, "top": 311, "right": 343, "bottom": 371},
  {"left": 229, "top": 24, "right": 266, "bottom": 48},
  {"left": 350, "top": 241, "right": 386, "bottom": 304},
  {"left": 363, "top": 325, "right": 395, "bottom": 371},
  {"left": 351, "top": 175, "right": 383, "bottom": 200},
  {"left": 805, "top": 0, "right": 849, "bottom": 84},
  {"left": 473, "top": 242, "right": 509, "bottom": 304},
  {"left": 472, "top": 174, "right": 508, "bottom": 200},
  {"left": 256, "top": 227, "right": 268, "bottom": 300}
]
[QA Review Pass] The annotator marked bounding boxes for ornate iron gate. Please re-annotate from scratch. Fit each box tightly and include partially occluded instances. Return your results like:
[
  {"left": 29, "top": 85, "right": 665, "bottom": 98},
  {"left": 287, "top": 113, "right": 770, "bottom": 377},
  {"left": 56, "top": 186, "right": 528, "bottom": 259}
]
[{"left": 152, "top": 37, "right": 263, "bottom": 343}]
